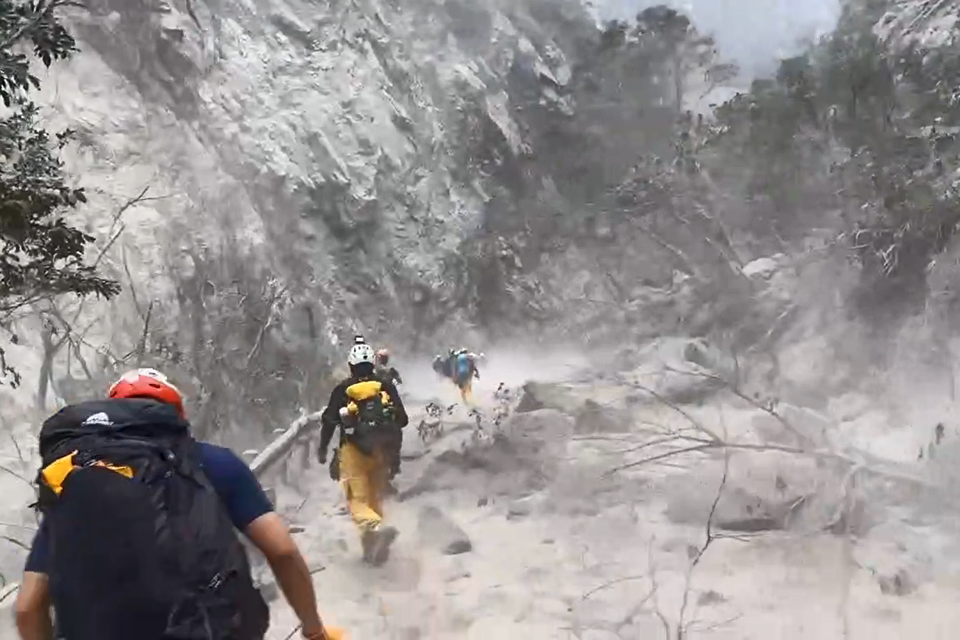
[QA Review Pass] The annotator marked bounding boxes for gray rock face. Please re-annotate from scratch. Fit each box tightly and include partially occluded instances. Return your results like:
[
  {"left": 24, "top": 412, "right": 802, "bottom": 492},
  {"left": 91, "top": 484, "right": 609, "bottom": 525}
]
[{"left": 38, "top": 0, "right": 597, "bottom": 351}]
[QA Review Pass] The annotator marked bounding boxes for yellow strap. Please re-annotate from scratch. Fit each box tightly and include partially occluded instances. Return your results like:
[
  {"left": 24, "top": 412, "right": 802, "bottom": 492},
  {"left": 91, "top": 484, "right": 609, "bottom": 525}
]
[
  {"left": 41, "top": 451, "right": 134, "bottom": 496},
  {"left": 41, "top": 451, "right": 78, "bottom": 496}
]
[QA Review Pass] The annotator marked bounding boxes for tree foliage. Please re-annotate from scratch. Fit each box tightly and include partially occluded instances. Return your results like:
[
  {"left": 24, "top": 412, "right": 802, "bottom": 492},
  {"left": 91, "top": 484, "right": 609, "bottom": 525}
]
[
  {"left": 692, "top": 6, "right": 960, "bottom": 321},
  {"left": 0, "top": 0, "right": 119, "bottom": 384}
]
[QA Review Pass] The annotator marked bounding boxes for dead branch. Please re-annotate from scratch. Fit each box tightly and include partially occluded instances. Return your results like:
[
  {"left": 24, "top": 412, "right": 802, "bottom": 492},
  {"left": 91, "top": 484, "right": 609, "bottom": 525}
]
[
  {"left": 7, "top": 432, "right": 23, "bottom": 464},
  {"left": 92, "top": 185, "right": 171, "bottom": 269},
  {"left": 36, "top": 314, "right": 71, "bottom": 410},
  {"left": 676, "top": 450, "right": 729, "bottom": 638},
  {"left": 620, "top": 378, "right": 724, "bottom": 443},
  {"left": 135, "top": 301, "right": 154, "bottom": 365},
  {"left": 646, "top": 539, "right": 672, "bottom": 639},
  {"left": 244, "top": 285, "right": 286, "bottom": 368},
  {"left": 0, "top": 463, "right": 33, "bottom": 489},
  {"left": 120, "top": 244, "right": 145, "bottom": 321},
  {"left": 661, "top": 362, "right": 815, "bottom": 446},
  {"left": 602, "top": 376, "right": 930, "bottom": 490},
  {"left": 581, "top": 574, "right": 648, "bottom": 601}
]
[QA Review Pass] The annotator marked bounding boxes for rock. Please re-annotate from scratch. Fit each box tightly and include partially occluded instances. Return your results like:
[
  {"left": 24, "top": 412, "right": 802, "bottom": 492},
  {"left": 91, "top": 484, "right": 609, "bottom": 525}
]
[
  {"left": 661, "top": 450, "right": 839, "bottom": 533},
  {"left": 573, "top": 399, "right": 629, "bottom": 433},
  {"left": 507, "top": 499, "right": 532, "bottom": 519},
  {"left": 515, "top": 382, "right": 546, "bottom": 413},
  {"left": 417, "top": 505, "right": 472, "bottom": 555},
  {"left": 513, "top": 382, "right": 582, "bottom": 414},
  {"left": 697, "top": 590, "right": 726, "bottom": 606},
  {"left": 626, "top": 336, "right": 736, "bottom": 406},
  {"left": 877, "top": 569, "right": 916, "bottom": 596},
  {"left": 741, "top": 256, "right": 781, "bottom": 278}
]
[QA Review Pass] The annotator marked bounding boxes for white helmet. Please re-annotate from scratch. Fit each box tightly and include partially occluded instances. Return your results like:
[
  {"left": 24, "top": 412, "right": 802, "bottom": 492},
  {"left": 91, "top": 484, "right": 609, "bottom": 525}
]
[{"left": 347, "top": 343, "right": 375, "bottom": 365}]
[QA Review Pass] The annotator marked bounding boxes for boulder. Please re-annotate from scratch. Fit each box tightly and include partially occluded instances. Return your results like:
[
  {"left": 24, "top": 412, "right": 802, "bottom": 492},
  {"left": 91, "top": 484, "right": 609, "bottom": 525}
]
[
  {"left": 514, "top": 381, "right": 581, "bottom": 414},
  {"left": 573, "top": 399, "right": 630, "bottom": 434},
  {"left": 418, "top": 505, "right": 472, "bottom": 555}
]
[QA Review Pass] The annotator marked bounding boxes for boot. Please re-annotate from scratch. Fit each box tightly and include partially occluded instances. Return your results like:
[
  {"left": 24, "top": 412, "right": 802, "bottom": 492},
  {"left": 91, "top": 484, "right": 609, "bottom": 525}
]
[
  {"left": 369, "top": 525, "right": 399, "bottom": 566},
  {"left": 360, "top": 529, "right": 378, "bottom": 564}
]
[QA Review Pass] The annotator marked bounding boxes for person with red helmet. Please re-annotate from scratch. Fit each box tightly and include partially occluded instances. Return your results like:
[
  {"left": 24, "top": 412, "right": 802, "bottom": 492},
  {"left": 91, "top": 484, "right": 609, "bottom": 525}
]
[
  {"left": 15, "top": 368, "right": 343, "bottom": 640},
  {"left": 372, "top": 349, "right": 403, "bottom": 487}
]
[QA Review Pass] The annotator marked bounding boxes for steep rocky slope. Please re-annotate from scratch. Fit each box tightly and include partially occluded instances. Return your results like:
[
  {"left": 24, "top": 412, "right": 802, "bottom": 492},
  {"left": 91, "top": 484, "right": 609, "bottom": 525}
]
[
  {"left": 33, "top": 0, "right": 595, "bottom": 341},
  {"left": 0, "top": 0, "right": 619, "bottom": 449}
]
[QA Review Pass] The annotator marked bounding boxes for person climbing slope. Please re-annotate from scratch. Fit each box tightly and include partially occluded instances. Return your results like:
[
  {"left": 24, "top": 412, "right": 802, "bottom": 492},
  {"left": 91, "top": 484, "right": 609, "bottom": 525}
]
[
  {"left": 318, "top": 343, "right": 408, "bottom": 565},
  {"left": 15, "top": 368, "right": 342, "bottom": 640},
  {"left": 430, "top": 348, "right": 482, "bottom": 403},
  {"left": 432, "top": 353, "right": 451, "bottom": 379},
  {"left": 451, "top": 348, "right": 482, "bottom": 403}
]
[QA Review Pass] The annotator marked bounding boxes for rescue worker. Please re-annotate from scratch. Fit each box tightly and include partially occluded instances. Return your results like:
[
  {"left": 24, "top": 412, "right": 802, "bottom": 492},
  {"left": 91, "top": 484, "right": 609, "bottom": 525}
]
[
  {"left": 374, "top": 348, "right": 404, "bottom": 486},
  {"left": 15, "top": 368, "right": 341, "bottom": 640},
  {"left": 433, "top": 348, "right": 482, "bottom": 404},
  {"left": 374, "top": 349, "right": 402, "bottom": 386},
  {"left": 318, "top": 343, "right": 408, "bottom": 565},
  {"left": 452, "top": 348, "right": 482, "bottom": 403}
]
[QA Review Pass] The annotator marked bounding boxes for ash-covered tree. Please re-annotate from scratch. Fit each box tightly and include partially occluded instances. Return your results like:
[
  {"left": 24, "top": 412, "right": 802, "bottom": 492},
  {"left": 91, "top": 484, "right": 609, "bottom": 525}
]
[
  {"left": 0, "top": 0, "right": 119, "bottom": 385},
  {"left": 699, "top": 2, "right": 960, "bottom": 324},
  {"left": 631, "top": 6, "right": 737, "bottom": 110}
]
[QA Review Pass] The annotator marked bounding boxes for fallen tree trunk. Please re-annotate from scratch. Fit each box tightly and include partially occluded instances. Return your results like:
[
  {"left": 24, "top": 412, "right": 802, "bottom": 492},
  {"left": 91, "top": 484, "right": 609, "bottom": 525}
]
[{"left": 250, "top": 409, "right": 323, "bottom": 477}]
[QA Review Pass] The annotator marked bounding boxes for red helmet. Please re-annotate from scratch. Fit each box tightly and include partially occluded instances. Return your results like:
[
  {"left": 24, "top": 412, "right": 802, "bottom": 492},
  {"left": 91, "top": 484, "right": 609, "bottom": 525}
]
[{"left": 108, "top": 368, "right": 185, "bottom": 417}]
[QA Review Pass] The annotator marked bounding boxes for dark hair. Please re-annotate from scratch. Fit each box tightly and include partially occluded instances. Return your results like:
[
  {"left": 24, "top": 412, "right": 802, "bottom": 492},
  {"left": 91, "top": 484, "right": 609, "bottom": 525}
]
[{"left": 349, "top": 361, "right": 375, "bottom": 377}]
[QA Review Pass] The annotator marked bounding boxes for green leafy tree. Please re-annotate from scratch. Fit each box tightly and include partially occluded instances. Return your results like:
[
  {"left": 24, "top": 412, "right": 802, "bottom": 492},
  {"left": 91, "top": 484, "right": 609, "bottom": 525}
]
[{"left": 0, "top": 0, "right": 120, "bottom": 385}]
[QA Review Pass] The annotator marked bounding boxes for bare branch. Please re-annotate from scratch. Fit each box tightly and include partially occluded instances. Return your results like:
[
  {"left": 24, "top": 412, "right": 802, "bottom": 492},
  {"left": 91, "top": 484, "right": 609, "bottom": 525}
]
[
  {"left": 677, "top": 449, "right": 729, "bottom": 638},
  {"left": 646, "top": 539, "right": 672, "bottom": 639},
  {"left": 120, "top": 243, "right": 145, "bottom": 321},
  {"left": 660, "top": 363, "right": 815, "bottom": 446},
  {"left": 135, "top": 301, "right": 154, "bottom": 365}
]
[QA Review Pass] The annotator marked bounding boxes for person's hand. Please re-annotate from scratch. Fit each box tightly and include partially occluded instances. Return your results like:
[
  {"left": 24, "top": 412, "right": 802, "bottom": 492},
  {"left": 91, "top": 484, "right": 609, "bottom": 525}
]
[
  {"left": 473, "top": 369, "right": 480, "bottom": 379},
  {"left": 316, "top": 447, "right": 327, "bottom": 464},
  {"left": 301, "top": 623, "right": 327, "bottom": 639},
  {"left": 303, "top": 623, "right": 345, "bottom": 640}
]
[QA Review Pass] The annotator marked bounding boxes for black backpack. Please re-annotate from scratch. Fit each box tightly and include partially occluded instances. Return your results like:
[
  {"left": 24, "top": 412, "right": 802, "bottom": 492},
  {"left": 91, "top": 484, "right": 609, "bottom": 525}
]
[
  {"left": 342, "top": 379, "right": 396, "bottom": 455},
  {"left": 36, "top": 398, "right": 269, "bottom": 640}
]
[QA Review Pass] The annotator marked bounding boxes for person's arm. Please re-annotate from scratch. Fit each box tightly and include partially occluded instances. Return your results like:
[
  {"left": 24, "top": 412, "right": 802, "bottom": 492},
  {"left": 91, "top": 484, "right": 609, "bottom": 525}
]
[
  {"left": 16, "top": 527, "right": 54, "bottom": 640},
  {"left": 391, "top": 367, "right": 403, "bottom": 385},
  {"left": 207, "top": 446, "right": 330, "bottom": 639},
  {"left": 245, "top": 514, "right": 328, "bottom": 639},
  {"left": 383, "top": 381, "right": 408, "bottom": 428},
  {"left": 15, "top": 571, "right": 53, "bottom": 640}
]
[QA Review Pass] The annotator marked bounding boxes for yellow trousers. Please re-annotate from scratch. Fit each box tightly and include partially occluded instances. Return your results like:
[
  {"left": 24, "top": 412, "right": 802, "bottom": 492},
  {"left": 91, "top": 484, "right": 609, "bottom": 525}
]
[
  {"left": 457, "top": 377, "right": 473, "bottom": 404},
  {"left": 338, "top": 441, "right": 388, "bottom": 534}
]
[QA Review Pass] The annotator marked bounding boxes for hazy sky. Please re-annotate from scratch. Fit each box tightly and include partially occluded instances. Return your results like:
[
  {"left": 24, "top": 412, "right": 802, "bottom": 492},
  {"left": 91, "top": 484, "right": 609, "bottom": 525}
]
[{"left": 595, "top": 0, "right": 841, "bottom": 77}]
